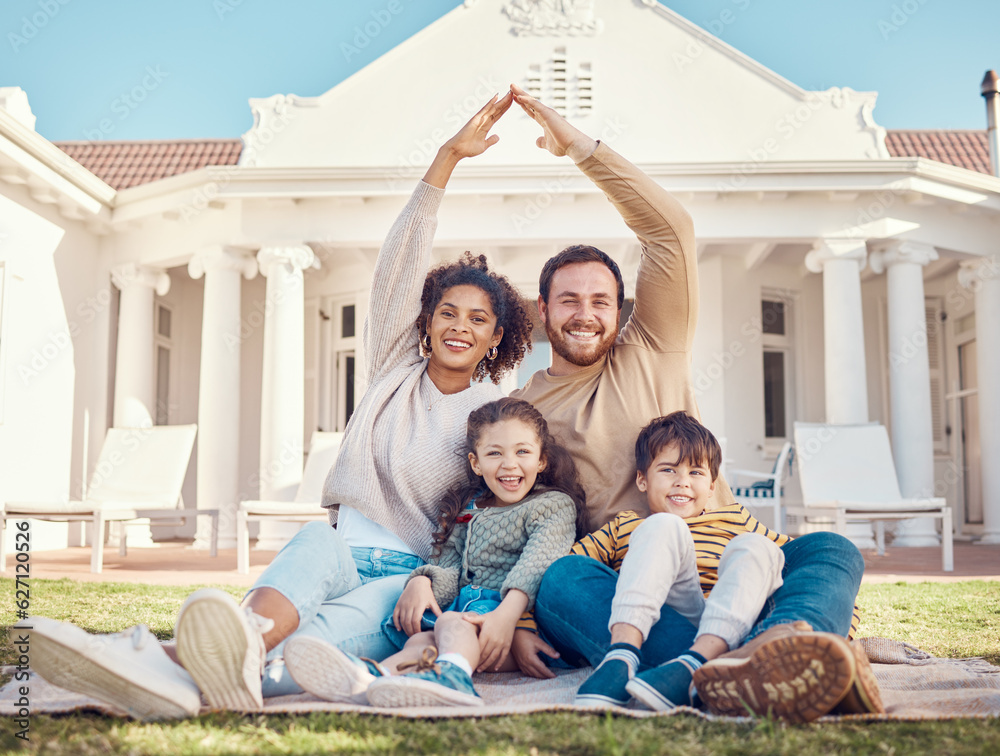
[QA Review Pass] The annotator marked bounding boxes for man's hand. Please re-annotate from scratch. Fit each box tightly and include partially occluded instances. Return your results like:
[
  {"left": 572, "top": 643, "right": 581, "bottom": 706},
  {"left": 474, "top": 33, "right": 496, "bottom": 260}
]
[
  {"left": 511, "top": 83, "right": 597, "bottom": 163},
  {"left": 392, "top": 576, "right": 442, "bottom": 636},
  {"left": 511, "top": 629, "right": 559, "bottom": 679}
]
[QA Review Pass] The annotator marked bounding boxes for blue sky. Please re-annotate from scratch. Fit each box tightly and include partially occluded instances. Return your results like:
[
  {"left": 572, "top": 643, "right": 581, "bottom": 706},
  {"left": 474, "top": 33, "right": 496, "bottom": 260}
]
[{"left": 2, "top": 0, "right": 997, "bottom": 142}]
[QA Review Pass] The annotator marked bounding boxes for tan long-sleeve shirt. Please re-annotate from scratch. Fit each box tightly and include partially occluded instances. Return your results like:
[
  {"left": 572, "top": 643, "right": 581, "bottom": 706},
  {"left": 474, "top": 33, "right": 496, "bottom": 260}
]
[{"left": 513, "top": 142, "right": 733, "bottom": 531}]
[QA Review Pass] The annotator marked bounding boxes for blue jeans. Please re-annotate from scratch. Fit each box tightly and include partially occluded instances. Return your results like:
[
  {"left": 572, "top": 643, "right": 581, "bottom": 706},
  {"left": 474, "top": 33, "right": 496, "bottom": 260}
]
[
  {"left": 534, "top": 531, "right": 863, "bottom": 670},
  {"left": 252, "top": 521, "right": 424, "bottom": 697},
  {"left": 381, "top": 584, "right": 503, "bottom": 651}
]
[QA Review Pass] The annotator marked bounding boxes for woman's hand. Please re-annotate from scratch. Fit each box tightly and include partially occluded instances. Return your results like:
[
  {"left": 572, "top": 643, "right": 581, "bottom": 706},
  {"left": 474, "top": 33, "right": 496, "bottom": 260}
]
[
  {"left": 510, "top": 82, "right": 597, "bottom": 163},
  {"left": 392, "top": 576, "right": 442, "bottom": 637},
  {"left": 423, "top": 91, "right": 513, "bottom": 188}
]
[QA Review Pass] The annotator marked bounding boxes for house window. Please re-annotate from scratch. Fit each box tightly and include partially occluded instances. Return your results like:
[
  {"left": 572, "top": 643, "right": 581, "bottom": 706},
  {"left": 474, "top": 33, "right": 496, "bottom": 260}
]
[
  {"left": 154, "top": 303, "right": 173, "bottom": 425},
  {"left": 315, "top": 298, "right": 358, "bottom": 434},
  {"left": 0, "top": 261, "right": 7, "bottom": 425},
  {"left": 761, "top": 295, "right": 795, "bottom": 440}
]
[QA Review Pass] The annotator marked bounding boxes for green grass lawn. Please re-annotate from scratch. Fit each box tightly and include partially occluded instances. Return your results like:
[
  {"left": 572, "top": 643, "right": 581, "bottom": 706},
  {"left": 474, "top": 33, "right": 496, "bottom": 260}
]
[{"left": 2, "top": 579, "right": 999, "bottom": 755}]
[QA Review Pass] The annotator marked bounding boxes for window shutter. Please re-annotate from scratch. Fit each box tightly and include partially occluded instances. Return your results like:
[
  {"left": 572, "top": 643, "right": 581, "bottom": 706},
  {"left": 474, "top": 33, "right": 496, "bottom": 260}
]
[{"left": 926, "top": 297, "right": 947, "bottom": 454}]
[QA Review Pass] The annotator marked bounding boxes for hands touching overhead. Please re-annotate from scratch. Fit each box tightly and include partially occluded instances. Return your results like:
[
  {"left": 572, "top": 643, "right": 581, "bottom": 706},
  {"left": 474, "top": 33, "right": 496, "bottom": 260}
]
[{"left": 422, "top": 84, "right": 599, "bottom": 189}]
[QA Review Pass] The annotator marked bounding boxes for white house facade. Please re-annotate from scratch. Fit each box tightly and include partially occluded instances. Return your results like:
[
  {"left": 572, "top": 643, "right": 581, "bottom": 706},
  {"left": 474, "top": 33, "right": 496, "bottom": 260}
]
[{"left": 2, "top": 0, "right": 999, "bottom": 555}]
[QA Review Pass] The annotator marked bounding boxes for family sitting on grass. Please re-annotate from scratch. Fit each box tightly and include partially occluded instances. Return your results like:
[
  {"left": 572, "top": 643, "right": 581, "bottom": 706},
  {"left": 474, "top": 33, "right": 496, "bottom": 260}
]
[{"left": 27, "top": 85, "right": 884, "bottom": 723}]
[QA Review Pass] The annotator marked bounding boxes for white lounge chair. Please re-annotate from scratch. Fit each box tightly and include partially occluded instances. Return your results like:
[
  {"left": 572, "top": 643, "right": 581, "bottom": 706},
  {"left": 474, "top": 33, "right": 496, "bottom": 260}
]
[
  {"left": 0, "top": 424, "right": 217, "bottom": 573},
  {"left": 730, "top": 441, "right": 794, "bottom": 532},
  {"left": 236, "top": 431, "right": 344, "bottom": 574},
  {"left": 787, "top": 422, "right": 953, "bottom": 571}
]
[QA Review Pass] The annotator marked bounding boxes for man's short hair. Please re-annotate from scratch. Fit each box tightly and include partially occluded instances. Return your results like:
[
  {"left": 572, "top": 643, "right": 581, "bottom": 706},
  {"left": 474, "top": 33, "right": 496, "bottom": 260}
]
[
  {"left": 635, "top": 411, "right": 722, "bottom": 481},
  {"left": 538, "top": 245, "right": 625, "bottom": 309}
]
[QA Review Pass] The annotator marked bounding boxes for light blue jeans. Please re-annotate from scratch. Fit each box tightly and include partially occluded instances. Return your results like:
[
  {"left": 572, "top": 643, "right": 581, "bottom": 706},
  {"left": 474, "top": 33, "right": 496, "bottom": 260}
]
[
  {"left": 253, "top": 521, "right": 424, "bottom": 697},
  {"left": 381, "top": 584, "right": 504, "bottom": 652}
]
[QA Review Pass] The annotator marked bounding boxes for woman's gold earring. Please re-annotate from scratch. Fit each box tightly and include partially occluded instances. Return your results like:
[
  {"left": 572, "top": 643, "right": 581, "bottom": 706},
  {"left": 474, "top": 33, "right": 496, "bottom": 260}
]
[
  {"left": 486, "top": 346, "right": 498, "bottom": 361},
  {"left": 421, "top": 333, "right": 431, "bottom": 353}
]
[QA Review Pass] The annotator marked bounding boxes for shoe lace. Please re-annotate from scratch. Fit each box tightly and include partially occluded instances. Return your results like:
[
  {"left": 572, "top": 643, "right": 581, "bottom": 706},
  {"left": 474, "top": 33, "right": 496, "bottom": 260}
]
[
  {"left": 123, "top": 625, "right": 152, "bottom": 650},
  {"left": 244, "top": 609, "right": 275, "bottom": 666},
  {"left": 396, "top": 646, "right": 440, "bottom": 676}
]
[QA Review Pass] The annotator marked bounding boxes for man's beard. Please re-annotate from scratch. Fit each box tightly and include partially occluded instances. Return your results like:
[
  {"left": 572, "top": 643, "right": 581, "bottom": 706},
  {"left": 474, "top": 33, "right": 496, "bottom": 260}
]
[{"left": 545, "top": 320, "right": 618, "bottom": 368}]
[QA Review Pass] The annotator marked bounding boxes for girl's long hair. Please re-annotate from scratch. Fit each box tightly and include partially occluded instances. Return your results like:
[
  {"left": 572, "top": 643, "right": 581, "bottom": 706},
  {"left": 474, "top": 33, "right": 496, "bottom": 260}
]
[{"left": 432, "top": 397, "right": 588, "bottom": 557}]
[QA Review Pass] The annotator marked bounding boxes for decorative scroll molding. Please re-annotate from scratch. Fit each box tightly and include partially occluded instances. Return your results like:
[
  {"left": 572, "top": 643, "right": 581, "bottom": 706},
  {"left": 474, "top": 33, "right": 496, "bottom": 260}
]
[
  {"left": 503, "top": 0, "right": 603, "bottom": 37},
  {"left": 869, "top": 240, "right": 938, "bottom": 273},
  {"left": 110, "top": 263, "right": 170, "bottom": 296},
  {"left": 188, "top": 246, "right": 257, "bottom": 281}
]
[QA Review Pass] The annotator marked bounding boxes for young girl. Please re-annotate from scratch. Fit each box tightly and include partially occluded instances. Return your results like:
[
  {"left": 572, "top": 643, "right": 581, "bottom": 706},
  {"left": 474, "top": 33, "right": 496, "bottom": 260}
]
[{"left": 284, "top": 397, "right": 586, "bottom": 707}]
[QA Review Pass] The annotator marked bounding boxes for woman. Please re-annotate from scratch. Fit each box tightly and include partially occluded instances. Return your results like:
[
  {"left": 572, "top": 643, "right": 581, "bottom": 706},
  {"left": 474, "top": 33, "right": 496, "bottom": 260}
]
[{"left": 27, "top": 92, "right": 533, "bottom": 719}]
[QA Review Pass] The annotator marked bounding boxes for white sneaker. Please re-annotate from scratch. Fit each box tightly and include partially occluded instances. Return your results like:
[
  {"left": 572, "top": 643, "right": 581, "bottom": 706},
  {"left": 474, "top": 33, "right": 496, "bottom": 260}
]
[
  {"left": 174, "top": 588, "right": 272, "bottom": 711},
  {"left": 25, "top": 616, "right": 201, "bottom": 720},
  {"left": 285, "top": 635, "right": 388, "bottom": 704}
]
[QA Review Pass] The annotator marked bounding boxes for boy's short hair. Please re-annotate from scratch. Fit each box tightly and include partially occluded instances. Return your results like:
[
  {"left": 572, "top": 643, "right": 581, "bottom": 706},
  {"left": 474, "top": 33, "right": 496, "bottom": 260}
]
[{"left": 635, "top": 411, "right": 722, "bottom": 481}]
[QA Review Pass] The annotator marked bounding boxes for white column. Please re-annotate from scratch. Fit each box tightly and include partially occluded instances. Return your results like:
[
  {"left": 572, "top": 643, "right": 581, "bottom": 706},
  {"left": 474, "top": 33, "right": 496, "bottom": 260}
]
[
  {"left": 188, "top": 247, "right": 257, "bottom": 549},
  {"left": 805, "top": 239, "right": 874, "bottom": 548},
  {"left": 108, "top": 263, "right": 170, "bottom": 548},
  {"left": 254, "top": 245, "right": 316, "bottom": 551},
  {"left": 110, "top": 263, "right": 170, "bottom": 428},
  {"left": 959, "top": 256, "right": 1000, "bottom": 544},
  {"left": 805, "top": 240, "right": 870, "bottom": 424},
  {"left": 870, "top": 241, "right": 940, "bottom": 546}
]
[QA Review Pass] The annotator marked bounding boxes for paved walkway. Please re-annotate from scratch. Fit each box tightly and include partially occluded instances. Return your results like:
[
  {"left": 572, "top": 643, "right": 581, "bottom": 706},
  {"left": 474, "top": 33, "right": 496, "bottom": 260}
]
[{"left": 6, "top": 539, "right": 1000, "bottom": 587}]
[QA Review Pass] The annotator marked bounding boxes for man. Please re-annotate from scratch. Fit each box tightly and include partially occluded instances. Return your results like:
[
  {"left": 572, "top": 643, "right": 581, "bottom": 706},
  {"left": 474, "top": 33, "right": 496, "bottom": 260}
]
[{"left": 507, "top": 84, "right": 880, "bottom": 721}]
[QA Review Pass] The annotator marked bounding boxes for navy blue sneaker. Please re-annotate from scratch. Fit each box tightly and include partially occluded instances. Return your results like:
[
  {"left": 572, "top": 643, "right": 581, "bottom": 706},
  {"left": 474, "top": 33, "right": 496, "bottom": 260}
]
[
  {"left": 574, "top": 645, "right": 639, "bottom": 707},
  {"left": 367, "top": 651, "right": 482, "bottom": 708},
  {"left": 627, "top": 657, "right": 699, "bottom": 711}
]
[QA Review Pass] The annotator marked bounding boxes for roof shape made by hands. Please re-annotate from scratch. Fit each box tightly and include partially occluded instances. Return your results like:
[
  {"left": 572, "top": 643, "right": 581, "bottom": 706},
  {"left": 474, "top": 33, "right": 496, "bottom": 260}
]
[{"left": 55, "top": 138, "right": 242, "bottom": 190}]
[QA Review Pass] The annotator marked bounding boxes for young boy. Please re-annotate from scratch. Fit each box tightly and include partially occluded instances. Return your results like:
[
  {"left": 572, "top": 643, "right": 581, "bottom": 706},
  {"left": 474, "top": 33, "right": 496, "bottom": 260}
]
[{"left": 572, "top": 411, "right": 874, "bottom": 719}]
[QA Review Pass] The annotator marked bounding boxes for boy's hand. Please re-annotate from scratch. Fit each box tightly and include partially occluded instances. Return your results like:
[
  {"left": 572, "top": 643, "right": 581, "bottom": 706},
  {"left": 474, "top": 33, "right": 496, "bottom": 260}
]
[
  {"left": 511, "top": 629, "right": 559, "bottom": 679},
  {"left": 392, "top": 576, "right": 442, "bottom": 637},
  {"left": 510, "top": 83, "right": 597, "bottom": 163}
]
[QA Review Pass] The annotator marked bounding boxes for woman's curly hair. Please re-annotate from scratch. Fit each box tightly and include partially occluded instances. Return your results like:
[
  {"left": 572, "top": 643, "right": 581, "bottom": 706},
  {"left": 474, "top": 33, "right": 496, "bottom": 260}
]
[{"left": 417, "top": 251, "right": 533, "bottom": 384}]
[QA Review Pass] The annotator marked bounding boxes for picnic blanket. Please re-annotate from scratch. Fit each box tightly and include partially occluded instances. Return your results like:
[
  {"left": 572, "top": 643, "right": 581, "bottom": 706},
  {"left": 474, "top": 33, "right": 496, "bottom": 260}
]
[{"left": 2, "top": 637, "right": 999, "bottom": 721}]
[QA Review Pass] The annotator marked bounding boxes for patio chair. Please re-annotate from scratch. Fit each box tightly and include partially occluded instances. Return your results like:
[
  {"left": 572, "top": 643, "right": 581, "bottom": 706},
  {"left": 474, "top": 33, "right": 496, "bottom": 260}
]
[
  {"left": 236, "top": 431, "right": 344, "bottom": 574},
  {"left": 729, "top": 441, "right": 794, "bottom": 532},
  {"left": 787, "top": 422, "right": 953, "bottom": 571},
  {"left": 0, "top": 424, "right": 217, "bottom": 573}
]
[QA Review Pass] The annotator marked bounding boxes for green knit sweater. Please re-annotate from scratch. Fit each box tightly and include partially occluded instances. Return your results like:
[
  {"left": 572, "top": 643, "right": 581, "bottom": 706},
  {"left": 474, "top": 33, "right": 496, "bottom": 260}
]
[{"left": 410, "top": 489, "right": 577, "bottom": 610}]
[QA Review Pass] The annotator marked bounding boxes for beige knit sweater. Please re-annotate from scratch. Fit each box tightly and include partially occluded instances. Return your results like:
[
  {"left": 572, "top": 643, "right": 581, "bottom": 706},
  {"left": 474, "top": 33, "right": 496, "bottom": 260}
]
[
  {"left": 321, "top": 182, "right": 502, "bottom": 561},
  {"left": 513, "top": 143, "right": 734, "bottom": 532}
]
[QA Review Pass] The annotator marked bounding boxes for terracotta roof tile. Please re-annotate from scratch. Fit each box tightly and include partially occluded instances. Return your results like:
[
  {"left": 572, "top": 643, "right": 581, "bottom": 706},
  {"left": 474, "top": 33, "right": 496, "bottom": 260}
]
[
  {"left": 885, "top": 130, "right": 992, "bottom": 175},
  {"left": 54, "top": 138, "right": 242, "bottom": 190},
  {"left": 52, "top": 132, "right": 994, "bottom": 190}
]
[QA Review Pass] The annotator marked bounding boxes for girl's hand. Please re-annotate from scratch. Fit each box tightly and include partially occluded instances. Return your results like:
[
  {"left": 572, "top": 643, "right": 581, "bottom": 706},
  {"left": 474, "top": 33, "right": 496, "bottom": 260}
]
[
  {"left": 392, "top": 576, "right": 442, "bottom": 637},
  {"left": 423, "top": 91, "right": 513, "bottom": 188},
  {"left": 463, "top": 610, "right": 517, "bottom": 672},
  {"left": 510, "top": 82, "right": 597, "bottom": 163}
]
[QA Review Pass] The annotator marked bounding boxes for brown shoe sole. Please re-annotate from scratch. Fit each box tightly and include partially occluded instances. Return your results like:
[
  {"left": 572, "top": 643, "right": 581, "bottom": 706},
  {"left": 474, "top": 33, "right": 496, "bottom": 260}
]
[
  {"left": 693, "top": 632, "right": 856, "bottom": 723},
  {"left": 833, "top": 641, "right": 885, "bottom": 715}
]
